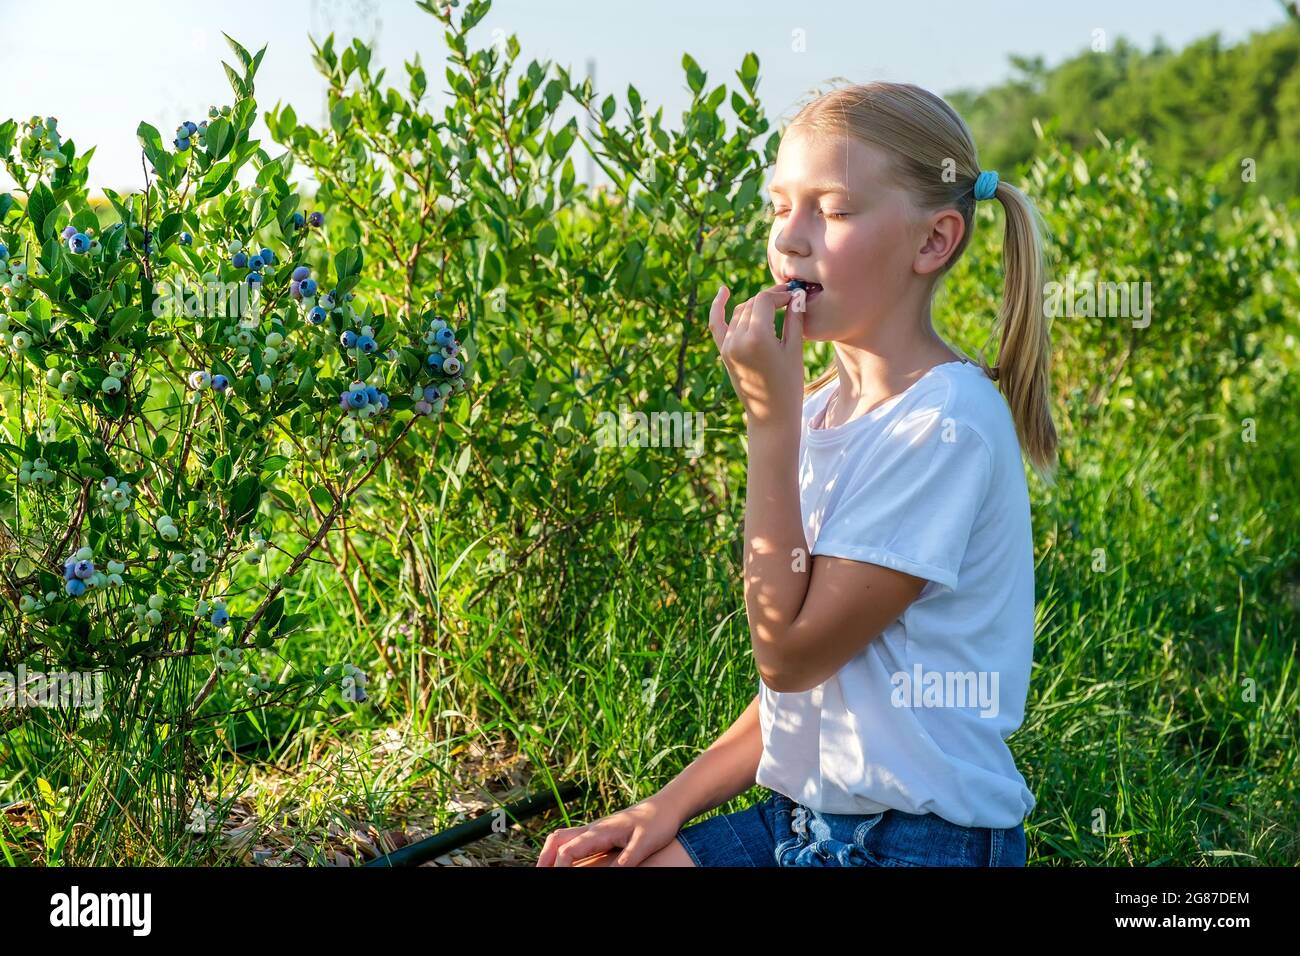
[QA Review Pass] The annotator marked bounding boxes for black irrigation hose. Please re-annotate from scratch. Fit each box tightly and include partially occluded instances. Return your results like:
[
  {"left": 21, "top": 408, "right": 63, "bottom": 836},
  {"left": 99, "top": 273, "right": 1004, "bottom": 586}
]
[{"left": 365, "top": 780, "right": 585, "bottom": 867}]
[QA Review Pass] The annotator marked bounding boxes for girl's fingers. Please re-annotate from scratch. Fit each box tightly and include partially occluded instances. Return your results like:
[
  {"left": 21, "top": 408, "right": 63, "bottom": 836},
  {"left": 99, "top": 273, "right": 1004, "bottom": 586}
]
[
  {"left": 554, "top": 827, "right": 621, "bottom": 867},
  {"left": 733, "top": 298, "right": 753, "bottom": 333},
  {"left": 707, "top": 285, "right": 730, "bottom": 352},
  {"left": 536, "top": 827, "right": 585, "bottom": 867}
]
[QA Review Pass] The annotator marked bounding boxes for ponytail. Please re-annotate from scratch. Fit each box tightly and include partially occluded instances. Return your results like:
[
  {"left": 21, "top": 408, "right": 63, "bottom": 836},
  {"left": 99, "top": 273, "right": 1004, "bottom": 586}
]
[{"left": 981, "top": 180, "right": 1058, "bottom": 482}]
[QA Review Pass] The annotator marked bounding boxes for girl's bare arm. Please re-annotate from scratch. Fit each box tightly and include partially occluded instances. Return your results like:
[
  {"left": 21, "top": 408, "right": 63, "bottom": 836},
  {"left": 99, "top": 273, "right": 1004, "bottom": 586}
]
[{"left": 652, "top": 693, "right": 763, "bottom": 827}]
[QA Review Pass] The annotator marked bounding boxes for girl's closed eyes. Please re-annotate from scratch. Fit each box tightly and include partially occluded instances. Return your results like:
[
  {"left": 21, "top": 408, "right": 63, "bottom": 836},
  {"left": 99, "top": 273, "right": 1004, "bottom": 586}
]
[{"left": 765, "top": 201, "right": 850, "bottom": 220}]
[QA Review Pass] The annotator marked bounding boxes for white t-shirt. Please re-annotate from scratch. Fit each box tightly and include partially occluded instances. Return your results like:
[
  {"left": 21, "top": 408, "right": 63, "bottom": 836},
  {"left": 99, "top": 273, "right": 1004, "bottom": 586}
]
[{"left": 755, "top": 359, "right": 1037, "bottom": 830}]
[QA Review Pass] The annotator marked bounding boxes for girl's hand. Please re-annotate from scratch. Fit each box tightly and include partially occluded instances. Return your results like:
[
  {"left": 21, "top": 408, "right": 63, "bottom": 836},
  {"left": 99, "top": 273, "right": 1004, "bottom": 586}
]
[
  {"left": 708, "top": 282, "right": 805, "bottom": 431},
  {"left": 534, "top": 796, "right": 685, "bottom": 867}
]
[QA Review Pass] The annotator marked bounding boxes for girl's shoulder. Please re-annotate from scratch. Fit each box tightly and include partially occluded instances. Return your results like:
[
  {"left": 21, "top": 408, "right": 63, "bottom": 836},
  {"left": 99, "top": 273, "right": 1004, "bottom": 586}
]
[{"left": 885, "top": 360, "right": 1022, "bottom": 467}]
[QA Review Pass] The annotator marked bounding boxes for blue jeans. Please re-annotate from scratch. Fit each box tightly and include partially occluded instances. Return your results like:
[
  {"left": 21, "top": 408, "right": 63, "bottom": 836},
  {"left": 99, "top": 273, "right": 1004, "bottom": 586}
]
[{"left": 674, "top": 788, "right": 1027, "bottom": 867}]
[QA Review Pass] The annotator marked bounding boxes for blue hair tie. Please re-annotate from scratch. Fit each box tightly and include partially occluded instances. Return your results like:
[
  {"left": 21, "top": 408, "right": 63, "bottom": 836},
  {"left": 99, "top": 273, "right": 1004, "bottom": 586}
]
[{"left": 973, "top": 169, "right": 999, "bottom": 201}]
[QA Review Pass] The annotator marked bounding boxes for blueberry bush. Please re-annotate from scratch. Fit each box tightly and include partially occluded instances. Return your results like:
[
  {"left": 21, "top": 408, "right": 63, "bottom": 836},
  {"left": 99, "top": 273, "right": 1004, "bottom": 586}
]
[{"left": 0, "top": 37, "right": 471, "bottom": 859}]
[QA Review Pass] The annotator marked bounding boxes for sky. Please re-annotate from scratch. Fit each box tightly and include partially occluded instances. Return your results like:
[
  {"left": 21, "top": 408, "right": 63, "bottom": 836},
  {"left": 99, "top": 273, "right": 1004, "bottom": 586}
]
[{"left": 0, "top": 0, "right": 1287, "bottom": 194}]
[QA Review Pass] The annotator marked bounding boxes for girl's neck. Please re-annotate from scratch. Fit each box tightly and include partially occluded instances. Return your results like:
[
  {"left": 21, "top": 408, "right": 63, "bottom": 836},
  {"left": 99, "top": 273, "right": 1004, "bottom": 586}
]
[{"left": 824, "top": 313, "right": 967, "bottom": 427}]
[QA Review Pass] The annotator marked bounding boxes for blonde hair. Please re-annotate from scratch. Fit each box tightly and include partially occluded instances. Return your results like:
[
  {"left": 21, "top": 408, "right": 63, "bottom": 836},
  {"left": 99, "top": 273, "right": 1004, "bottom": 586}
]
[{"left": 791, "top": 81, "right": 1058, "bottom": 480}]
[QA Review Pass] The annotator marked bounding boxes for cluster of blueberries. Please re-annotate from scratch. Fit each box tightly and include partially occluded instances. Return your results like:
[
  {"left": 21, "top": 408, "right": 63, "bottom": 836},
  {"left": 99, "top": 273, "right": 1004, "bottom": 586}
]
[
  {"left": 17, "top": 458, "right": 55, "bottom": 486},
  {"left": 338, "top": 380, "right": 391, "bottom": 419},
  {"left": 424, "top": 316, "right": 463, "bottom": 376},
  {"left": 173, "top": 106, "right": 229, "bottom": 151},
  {"left": 341, "top": 663, "right": 369, "bottom": 703},
  {"left": 20, "top": 116, "right": 65, "bottom": 169},
  {"left": 131, "top": 592, "right": 172, "bottom": 628},
  {"left": 412, "top": 314, "right": 468, "bottom": 415},
  {"left": 62, "top": 547, "right": 126, "bottom": 597},
  {"left": 188, "top": 369, "right": 230, "bottom": 392},
  {"left": 173, "top": 119, "right": 206, "bottom": 151},
  {"left": 98, "top": 475, "right": 135, "bottom": 513},
  {"left": 61, "top": 223, "right": 98, "bottom": 256},
  {"left": 290, "top": 210, "right": 325, "bottom": 231},
  {"left": 100, "top": 360, "right": 131, "bottom": 397},
  {"left": 229, "top": 239, "right": 275, "bottom": 286},
  {"left": 339, "top": 327, "right": 378, "bottom": 354}
]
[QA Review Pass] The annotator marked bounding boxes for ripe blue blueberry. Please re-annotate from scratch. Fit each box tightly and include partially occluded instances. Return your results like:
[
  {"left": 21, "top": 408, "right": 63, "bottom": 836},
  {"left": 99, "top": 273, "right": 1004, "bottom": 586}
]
[
  {"left": 74, "top": 559, "right": 95, "bottom": 579},
  {"left": 211, "top": 606, "right": 230, "bottom": 627},
  {"left": 307, "top": 211, "right": 324, "bottom": 228},
  {"left": 357, "top": 335, "right": 377, "bottom": 354},
  {"left": 232, "top": 252, "right": 248, "bottom": 268},
  {"left": 290, "top": 281, "right": 303, "bottom": 301},
  {"left": 61, "top": 225, "right": 78, "bottom": 240},
  {"left": 299, "top": 278, "right": 318, "bottom": 296},
  {"left": 291, "top": 266, "right": 310, "bottom": 282},
  {"left": 434, "top": 327, "right": 456, "bottom": 348},
  {"left": 309, "top": 307, "right": 327, "bottom": 324},
  {"left": 259, "top": 247, "right": 275, "bottom": 264},
  {"left": 183, "top": 120, "right": 198, "bottom": 136},
  {"left": 364, "top": 385, "right": 380, "bottom": 404},
  {"left": 248, "top": 255, "right": 265, "bottom": 271},
  {"left": 0, "top": 243, "right": 9, "bottom": 259},
  {"left": 174, "top": 137, "right": 191, "bottom": 150},
  {"left": 212, "top": 374, "right": 229, "bottom": 390},
  {"left": 340, "top": 330, "right": 358, "bottom": 348},
  {"left": 247, "top": 272, "right": 263, "bottom": 285},
  {"left": 345, "top": 388, "right": 369, "bottom": 409},
  {"left": 786, "top": 279, "right": 808, "bottom": 292},
  {"left": 180, "top": 232, "right": 193, "bottom": 246},
  {"left": 66, "top": 578, "right": 86, "bottom": 597},
  {"left": 67, "top": 233, "right": 90, "bottom": 254},
  {"left": 292, "top": 212, "right": 306, "bottom": 230},
  {"left": 426, "top": 353, "right": 440, "bottom": 368}
]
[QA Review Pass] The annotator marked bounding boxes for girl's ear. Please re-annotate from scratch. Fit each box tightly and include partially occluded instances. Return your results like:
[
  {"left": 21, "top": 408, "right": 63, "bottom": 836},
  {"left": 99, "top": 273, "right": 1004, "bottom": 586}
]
[{"left": 914, "top": 207, "right": 966, "bottom": 276}]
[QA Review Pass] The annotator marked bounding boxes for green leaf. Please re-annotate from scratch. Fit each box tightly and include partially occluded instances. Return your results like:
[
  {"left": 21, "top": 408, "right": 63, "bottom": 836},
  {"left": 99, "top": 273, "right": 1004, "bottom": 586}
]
[
  {"left": 230, "top": 475, "right": 262, "bottom": 526},
  {"left": 334, "top": 246, "right": 364, "bottom": 281},
  {"left": 196, "top": 161, "right": 235, "bottom": 201},
  {"left": 108, "top": 306, "right": 142, "bottom": 341},
  {"left": 259, "top": 596, "right": 285, "bottom": 636},
  {"left": 682, "top": 53, "right": 705, "bottom": 94},
  {"left": 330, "top": 99, "right": 352, "bottom": 136},
  {"left": 136, "top": 122, "right": 166, "bottom": 172},
  {"left": 276, "top": 613, "right": 310, "bottom": 637},
  {"left": 739, "top": 52, "right": 760, "bottom": 92},
  {"left": 295, "top": 365, "right": 316, "bottom": 400},
  {"left": 205, "top": 117, "right": 234, "bottom": 161},
  {"left": 156, "top": 211, "right": 183, "bottom": 247},
  {"left": 260, "top": 455, "right": 290, "bottom": 476},
  {"left": 27, "top": 183, "right": 57, "bottom": 240},
  {"left": 308, "top": 485, "right": 335, "bottom": 512},
  {"left": 211, "top": 454, "right": 232, "bottom": 482},
  {"left": 224, "top": 33, "right": 253, "bottom": 69}
]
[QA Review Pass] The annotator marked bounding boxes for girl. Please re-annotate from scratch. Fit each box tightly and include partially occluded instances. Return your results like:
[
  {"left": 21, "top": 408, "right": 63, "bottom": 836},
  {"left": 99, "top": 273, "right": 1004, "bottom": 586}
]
[{"left": 537, "top": 81, "right": 1054, "bottom": 868}]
